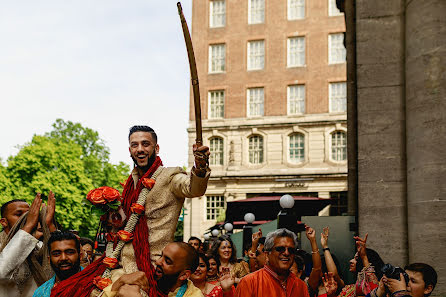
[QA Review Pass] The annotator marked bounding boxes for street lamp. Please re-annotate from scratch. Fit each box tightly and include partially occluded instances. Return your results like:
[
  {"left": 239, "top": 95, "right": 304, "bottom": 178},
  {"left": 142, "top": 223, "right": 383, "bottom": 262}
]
[
  {"left": 203, "top": 234, "right": 210, "bottom": 241},
  {"left": 277, "top": 194, "right": 305, "bottom": 247},
  {"left": 224, "top": 222, "right": 234, "bottom": 234},
  {"left": 211, "top": 229, "right": 220, "bottom": 237},
  {"left": 243, "top": 213, "right": 255, "bottom": 253}
]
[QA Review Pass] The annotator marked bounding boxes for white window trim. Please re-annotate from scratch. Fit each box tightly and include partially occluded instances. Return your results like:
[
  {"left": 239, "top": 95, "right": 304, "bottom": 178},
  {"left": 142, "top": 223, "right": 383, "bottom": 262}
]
[
  {"left": 210, "top": 0, "right": 226, "bottom": 28},
  {"left": 328, "top": 0, "right": 343, "bottom": 16},
  {"left": 242, "top": 129, "right": 267, "bottom": 168},
  {"left": 325, "top": 126, "right": 347, "bottom": 164},
  {"left": 247, "top": 40, "right": 265, "bottom": 71},
  {"left": 329, "top": 82, "right": 347, "bottom": 113},
  {"left": 328, "top": 33, "right": 346, "bottom": 64},
  {"left": 287, "top": 36, "right": 306, "bottom": 67},
  {"left": 246, "top": 87, "right": 265, "bottom": 117},
  {"left": 208, "top": 90, "right": 225, "bottom": 119},
  {"left": 205, "top": 195, "right": 226, "bottom": 221},
  {"left": 287, "top": 84, "right": 306, "bottom": 115},
  {"left": 208, "top": 44, "right": 226, "bottom": 74},
  {"left": 287, "top": 0, "right": 305, "bottom": 20},
  {"left": 209, "top": 137, "right": 224, "bottom": 166},
  {"left": 248, "top": 0, "right": 265, "bottom": 24}
]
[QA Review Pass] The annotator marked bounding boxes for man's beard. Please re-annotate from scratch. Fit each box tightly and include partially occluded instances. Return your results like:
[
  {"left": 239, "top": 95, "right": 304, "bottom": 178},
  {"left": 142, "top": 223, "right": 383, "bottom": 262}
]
[
  {"left": 51, "top": 258, "right": 81, "bottom": 281},
  {"left": 131, "top": 151, "right": 157, "bottom": 173},
  {"left": 156, "top": 270, "right": 181, "bottom": 293}
]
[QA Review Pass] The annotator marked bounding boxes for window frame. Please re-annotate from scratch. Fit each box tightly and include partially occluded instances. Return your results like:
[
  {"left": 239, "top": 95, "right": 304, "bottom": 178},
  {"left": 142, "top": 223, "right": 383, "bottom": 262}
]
[
  {"left": 248, "top": 0, "right": 265, "bottom": 24},
  {"left": 209, "top": 0, "right": 226, "bottom": 28},
  {"left": 208, "top": 43, "right": 226, "bottom": 73},
  {"left": 248, "top": 135, "right": 264, "bottom": 164},
  {"left": 247, "top": 87, "right": 265, "bottom": 117},
  {"left": 287, "top": 36, "right": 306, "bottom": 67},
  {"left": 288, "top": 133, "right": 305, "bottom": 163},
  {"left": 247, "top": 40, "right": 265, "bottom": 71},
  {"left": 209, "top": 137, "right": 224, "bottom": 166},
  {"left": 328, "top": 33, "right": 346, "bottom": 64},
  {"left": 208, "top": 90, "right": 225, "bottom": 119},
  {"left": 329, "top": 82, "right": 347, "bottom": 113},
  {"left": 205, "top": 195, "right": 226, "bottom": 221},
  {"left": 287, "top": 84, "right": 306, "bottom": 115},
  {"left": 330, "top": 130, "right": 347, "bottom": 162},
  {"left": 287, "top": 0, "right": 305, "bottom": 20}
]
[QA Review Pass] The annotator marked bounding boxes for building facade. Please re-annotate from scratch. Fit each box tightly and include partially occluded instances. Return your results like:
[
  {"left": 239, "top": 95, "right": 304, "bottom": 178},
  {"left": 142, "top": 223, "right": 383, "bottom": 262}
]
[{"left": 184, "top": 0, "right": 347, "bottom": 240}]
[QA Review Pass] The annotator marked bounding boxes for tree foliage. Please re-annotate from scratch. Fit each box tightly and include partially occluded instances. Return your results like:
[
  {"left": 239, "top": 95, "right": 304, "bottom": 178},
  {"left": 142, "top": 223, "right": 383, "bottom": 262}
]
[{"left": 0, "top": 119, "right": 130, "bottom": 237}]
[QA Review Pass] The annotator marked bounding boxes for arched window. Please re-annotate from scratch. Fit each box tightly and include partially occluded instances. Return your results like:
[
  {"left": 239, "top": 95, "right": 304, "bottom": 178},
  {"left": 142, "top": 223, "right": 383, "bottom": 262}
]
[
  {"left": 331, "top": 131, "right": 347, "bottom": 161},
  {"left": 289, "top": 133, "right": 305, "bottom": 163},
  {"left": 209, "top": 137, "right": 224, "bottom": 165},
  {"left": 248, "top": 135, "right": 264, "bottom": 164}
]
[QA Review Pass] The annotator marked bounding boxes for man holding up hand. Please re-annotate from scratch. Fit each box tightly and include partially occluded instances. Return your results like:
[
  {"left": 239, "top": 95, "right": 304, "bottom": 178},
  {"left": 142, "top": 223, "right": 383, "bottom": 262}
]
[{"left": 0, "top": 192, "right": 56, "bottom": 297}]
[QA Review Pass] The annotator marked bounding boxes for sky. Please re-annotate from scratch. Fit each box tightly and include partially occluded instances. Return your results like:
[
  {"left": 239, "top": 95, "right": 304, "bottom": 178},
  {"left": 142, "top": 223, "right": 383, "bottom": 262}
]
[{"left": 0, "top": 1, "right": 193, "bottom": 168}]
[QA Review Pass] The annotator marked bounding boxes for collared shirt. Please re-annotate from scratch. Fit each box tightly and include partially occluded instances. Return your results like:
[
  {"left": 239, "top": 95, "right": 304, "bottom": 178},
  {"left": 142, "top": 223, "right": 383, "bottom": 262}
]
[{"left": 236, "top": 266, "right": 310, "bottom": 297}]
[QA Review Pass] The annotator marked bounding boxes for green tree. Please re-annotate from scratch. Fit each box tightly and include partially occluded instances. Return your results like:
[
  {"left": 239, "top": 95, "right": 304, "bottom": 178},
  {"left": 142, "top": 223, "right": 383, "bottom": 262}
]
[
  {"left": 46, "top": 119, "right": 129, "bottom": 189},
  {"left": 0, "top": 120, "right": 130, "bottom": 237}
]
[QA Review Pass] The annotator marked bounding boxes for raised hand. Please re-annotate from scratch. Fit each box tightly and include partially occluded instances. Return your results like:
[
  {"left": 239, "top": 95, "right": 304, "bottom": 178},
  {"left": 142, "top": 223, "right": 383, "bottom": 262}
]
[
  {"left": 305, "top": 225, "right": 316, "bottom": 241},
  {"left": 22, "top": 193, "right": 42, "bottom": 234},
  {"left": 45, "top": 191, "right": 57, "bottom": 232},
  {"left": 322, "top": 272, "right": 338, "bottom": 297},
  {"left": 354, "top": 233, "right": 368, "bottom": 259},
  {"left": 219, "top": 269, "right": 235, "bottom": 292},
  {"left": 321, "top": 226, "right": 329, "bottom": 249},
  {"left": 252, "top": 228, "right": 262, "bottom": 242}
]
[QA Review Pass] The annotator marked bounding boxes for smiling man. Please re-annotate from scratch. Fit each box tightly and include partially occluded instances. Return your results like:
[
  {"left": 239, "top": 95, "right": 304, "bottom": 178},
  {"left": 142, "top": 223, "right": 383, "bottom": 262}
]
[
  {"left": 33, "top": 231, "right": 82, "bottom": 297},
  {"left": 236, "top": 229, "right": 310, "bottom": 297}
]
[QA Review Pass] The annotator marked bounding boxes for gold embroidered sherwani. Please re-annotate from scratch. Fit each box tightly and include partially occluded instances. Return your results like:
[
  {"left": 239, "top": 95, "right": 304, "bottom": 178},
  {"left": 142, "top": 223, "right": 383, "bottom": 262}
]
[{"left": 100, "top": 166, "right": 210, "bottom": 297}]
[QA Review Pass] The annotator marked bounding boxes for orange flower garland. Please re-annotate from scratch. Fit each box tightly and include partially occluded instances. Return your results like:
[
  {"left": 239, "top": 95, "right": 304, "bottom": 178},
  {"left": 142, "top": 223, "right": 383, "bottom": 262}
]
[
  {"left": 141, "top": 178, "right": 156, "bottom": 189},
  {"left": 93, "top": 276, "right": 112, "bottom": 290},
  {"left": 102, "top": 257, "right": 119, "bottom": 269},
  {"left": 130, "top": 203, "right": 145, "bottom": 215}
]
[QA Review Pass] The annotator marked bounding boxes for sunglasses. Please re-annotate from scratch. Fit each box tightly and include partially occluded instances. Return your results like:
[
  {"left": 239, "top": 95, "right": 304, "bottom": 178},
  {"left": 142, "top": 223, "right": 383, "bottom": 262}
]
[
  {"left": 273, "top": 246, "right": 297, "bottom": 254},
  {"left": 255, "top": 249, "right": 264, "bottom": 256}
]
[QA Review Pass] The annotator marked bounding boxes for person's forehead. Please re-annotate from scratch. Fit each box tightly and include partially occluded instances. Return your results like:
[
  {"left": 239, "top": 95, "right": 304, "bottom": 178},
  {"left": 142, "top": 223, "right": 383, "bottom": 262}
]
[
  {"left": 129, "top": 131, "right": 155, "bottom": 143},
  {"left": 6, "top": 202, "right": 29, "bottom": 214},
  {"left": 51, "top": 239, "right": 78, "bottom": 252},
  {"left": 273, "top": 236, "right": 295, "bottom": 247},
  {"left": 189, "top": 239, "right": 199, "bottom": 244},
  {"left": 220, "top": 240, "right": 231, "bottom": 247},
  {"left": 164, "top": 243, "right": 186, "bottom": 263},
  {"left": 407, "top": 270, "right": 424, "bottom": 281},
  {"left": 82, "top": 244, "right": 93, "bottom": 250}
]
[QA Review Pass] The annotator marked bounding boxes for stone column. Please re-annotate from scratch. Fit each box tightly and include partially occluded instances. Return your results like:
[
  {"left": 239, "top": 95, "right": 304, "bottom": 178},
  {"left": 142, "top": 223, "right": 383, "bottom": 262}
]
[
  {"left": 355, "top": 0, "right": 408, "bottom": 265},
  {"left": 405, "top": 0, "right": 446, "bottom": 295}
]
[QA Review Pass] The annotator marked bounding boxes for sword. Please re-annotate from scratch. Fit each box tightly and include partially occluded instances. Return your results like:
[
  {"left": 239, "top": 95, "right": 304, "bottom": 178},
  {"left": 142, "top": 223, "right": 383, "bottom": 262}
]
[{"left": 177, "top": 2, "right": 203, "bottom": 147}]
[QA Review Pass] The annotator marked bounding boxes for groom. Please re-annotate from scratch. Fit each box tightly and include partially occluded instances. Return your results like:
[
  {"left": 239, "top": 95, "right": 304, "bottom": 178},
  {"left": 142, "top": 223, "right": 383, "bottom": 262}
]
[{"left": 51, "top": 125, "right": 210, "bottom": 297}]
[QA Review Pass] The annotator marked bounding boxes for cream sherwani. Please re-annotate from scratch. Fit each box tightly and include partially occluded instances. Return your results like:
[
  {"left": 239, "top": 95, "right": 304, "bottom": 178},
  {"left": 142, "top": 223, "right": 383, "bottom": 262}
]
[
  {"left": 0, "top": 230, "right": 41, "bottom": 297},
  {"left": 101, "top": 166, "right": 210, "bottom": 297}
]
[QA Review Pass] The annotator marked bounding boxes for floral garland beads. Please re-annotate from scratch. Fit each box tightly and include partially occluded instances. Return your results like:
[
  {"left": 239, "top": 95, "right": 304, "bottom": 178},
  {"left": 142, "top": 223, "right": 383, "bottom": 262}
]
[{"left": 93, "top": 276, "right": 112, "bottom": 290}]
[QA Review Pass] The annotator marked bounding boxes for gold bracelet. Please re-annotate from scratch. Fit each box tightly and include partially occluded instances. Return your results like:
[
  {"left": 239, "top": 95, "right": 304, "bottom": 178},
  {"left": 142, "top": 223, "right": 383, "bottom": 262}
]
[{"left": 311, "top": 249, "right": 319, "bottom": 254}]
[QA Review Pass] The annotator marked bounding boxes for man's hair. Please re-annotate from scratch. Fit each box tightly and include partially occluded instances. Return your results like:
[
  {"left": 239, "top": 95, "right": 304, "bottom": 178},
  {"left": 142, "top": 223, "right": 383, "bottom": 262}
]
[
  {"left": 174, "top": 242, "right": 199, "bottom": 272},
  {"left": 405, "top": 263, "right": 437, "bottom": 294},
  {"left": 1, "top": 199, "right": 27, "bottom": 218},
  {"left": 264, "top": 228, "right": 298, "bottom": 251},
  {"left": 80, "top": 237, "right": 94, "bottom": 247},
  {"left": 188, "top": 236, "right": 202, "bottom": 245},
  {"left": 129, "top": 125, "right": 158, "bottom": 143},
  {"left": 47, "top": 231, "right": 81, "bottom": 254},
  {"left": 258, "top": 237, "right": 266, "bottom": 246}
]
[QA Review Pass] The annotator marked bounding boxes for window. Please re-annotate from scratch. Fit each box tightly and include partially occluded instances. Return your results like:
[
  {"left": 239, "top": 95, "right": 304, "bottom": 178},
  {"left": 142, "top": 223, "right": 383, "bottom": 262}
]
[
  {"left": 210, "top": 0, "right": 226, "bottom": 28},
  {"left": 209, "top": 44, "right": 226, "bottom": 73},
  {"left": 249, "top": 135, "right": 264, "bottom": 164},
  {"left": 289, "top": 133, "right": 305, "bottom": 163},
  {"left": 329, "top": 82, "right": 346, "bottom": 112},
  {"left": 329, "top": 191, "right": 348, "bottom": 215},
  {"left": 208, "top": 90, "right": 225, "bottom": 119},
  {"left": 328, "top": 0, "right": 343, "bottom": 16},
  {"left": 206, "top": 195, "right": 225, "bottom": 220},
  {"left": 247, "top": 40, "right": 265, "bottom": 70},
  {"left": 209, "top": 137, "right": 224, "bottom": 165},
  {"left": 329, "top": 33, "right": 346, "bottom": 64},
  {"left": 287, "top": 37, "right": 305, "bottom": 67},
  {"left": 248, "top": 0, "right": 265, "bottom": 24},
  {"left": 247, "top": 87, "right": 264, "bottom": 117},
  {"left": 288, "top": 85, "right": 305, "bottom": 114},
  {"left": 331, "top": 131, "right": 347, "bottom": 161},
  {"left": 288, "top": 0, "right": 305, "bottom": 20}
]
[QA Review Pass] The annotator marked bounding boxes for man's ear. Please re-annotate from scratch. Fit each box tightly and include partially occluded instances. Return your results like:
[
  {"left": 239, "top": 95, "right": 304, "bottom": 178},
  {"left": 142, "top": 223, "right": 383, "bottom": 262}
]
[
  {"left": 155, "top": 144, "right": 160, "bottom": 155},
  {"left": 179, "top": 270, "right": 191, "bottom": 282},
  {"left": 424, "top": 284, "right": 433, "bottom": 296},
  {"left": 0, "top": 218, "right": 8, "bottom": 229}
]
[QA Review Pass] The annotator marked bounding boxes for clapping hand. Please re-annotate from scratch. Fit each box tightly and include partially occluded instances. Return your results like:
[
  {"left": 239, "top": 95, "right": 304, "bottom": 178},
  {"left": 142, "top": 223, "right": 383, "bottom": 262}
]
[
  {"left": 45, "top": 191, "right": 57, "bottom": 232},
  {"left": 22, "top": 193, "right": 42, "bottom": 234}
]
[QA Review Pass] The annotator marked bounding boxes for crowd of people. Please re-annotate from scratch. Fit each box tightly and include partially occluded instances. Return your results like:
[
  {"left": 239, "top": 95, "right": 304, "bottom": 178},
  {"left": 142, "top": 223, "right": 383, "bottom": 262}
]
[{"left": 0, "top": 125, "right": 438, "bottom": 297}]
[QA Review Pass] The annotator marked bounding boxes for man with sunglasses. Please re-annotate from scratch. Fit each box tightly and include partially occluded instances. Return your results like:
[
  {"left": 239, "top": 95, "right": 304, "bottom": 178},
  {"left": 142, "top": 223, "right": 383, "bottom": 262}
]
[{"left": 236, "top": 228, "right": 310, "bottom": 297}]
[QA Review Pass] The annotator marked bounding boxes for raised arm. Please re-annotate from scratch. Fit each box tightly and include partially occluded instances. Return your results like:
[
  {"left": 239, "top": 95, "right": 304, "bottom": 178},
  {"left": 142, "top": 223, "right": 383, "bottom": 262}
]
[
  {"left": 248, "top": 229, "right": 262, "bottom": 272},
  {"left": 321, "top": 226, "right": 345, "bottom": 288},
  {"left": 305, "top": 225, "right": 322, "bottom": 292}
]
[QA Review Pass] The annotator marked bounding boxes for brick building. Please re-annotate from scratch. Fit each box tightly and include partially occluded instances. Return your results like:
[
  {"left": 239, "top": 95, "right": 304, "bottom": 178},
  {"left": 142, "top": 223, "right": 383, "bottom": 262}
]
[{"left": 183, "top": 0, "right": 347, "bottom": 239}]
